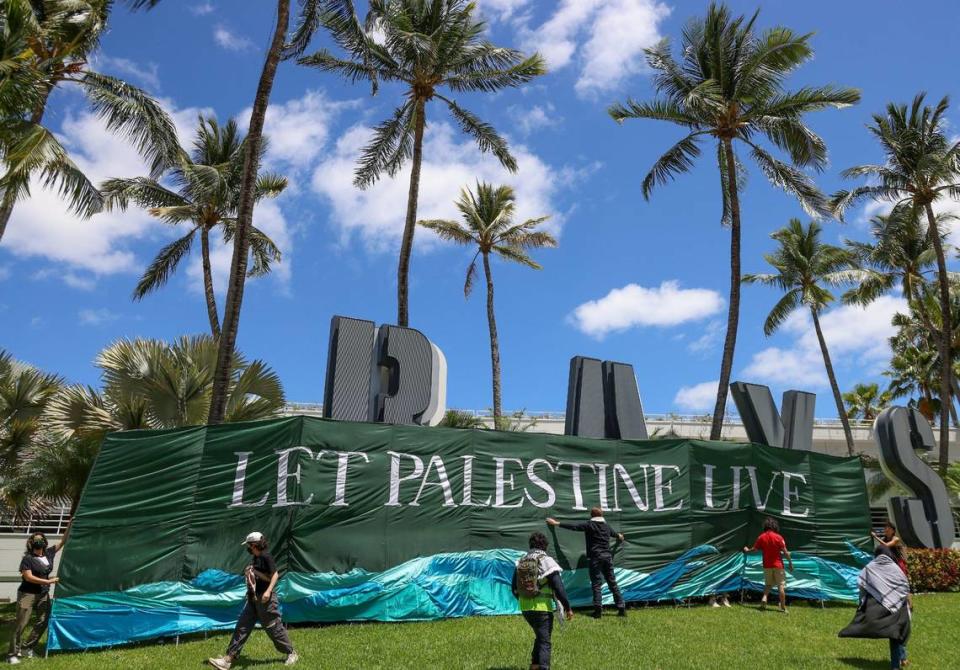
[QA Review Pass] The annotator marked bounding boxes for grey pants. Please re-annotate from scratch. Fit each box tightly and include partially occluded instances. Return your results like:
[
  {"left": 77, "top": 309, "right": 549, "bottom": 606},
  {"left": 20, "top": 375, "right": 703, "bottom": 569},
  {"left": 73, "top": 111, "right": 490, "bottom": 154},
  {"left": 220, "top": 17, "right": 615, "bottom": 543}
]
[
  {"left": 225, "top": 593, "right": 294, "bottom": 658},
  {"left": 8, "top": 591, "right": 50, "bottom": 656}
]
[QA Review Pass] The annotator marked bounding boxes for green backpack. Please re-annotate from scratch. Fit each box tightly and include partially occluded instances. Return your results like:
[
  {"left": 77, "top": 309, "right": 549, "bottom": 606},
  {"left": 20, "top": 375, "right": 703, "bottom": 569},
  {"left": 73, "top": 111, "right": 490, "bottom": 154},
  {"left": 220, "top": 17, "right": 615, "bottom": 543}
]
[{"left": 516, "top": 552, "right": 543, "bottom": 599}]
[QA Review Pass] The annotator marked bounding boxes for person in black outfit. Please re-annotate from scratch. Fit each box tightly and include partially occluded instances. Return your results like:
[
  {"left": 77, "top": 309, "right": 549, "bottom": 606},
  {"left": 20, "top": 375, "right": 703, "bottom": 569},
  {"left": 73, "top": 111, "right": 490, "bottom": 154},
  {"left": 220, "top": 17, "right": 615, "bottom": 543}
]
[
  {"left": 511, "top": 532, "right": 573, "bottom": 670},
  {"left": 547, "top": 507, "right": 626, "bottom": 618},
  {"left": 7, "top": 530, "right": 67, "bottom": 663},
  {"left": 207, "top": 532, "right": 298, "bottom": 669}
]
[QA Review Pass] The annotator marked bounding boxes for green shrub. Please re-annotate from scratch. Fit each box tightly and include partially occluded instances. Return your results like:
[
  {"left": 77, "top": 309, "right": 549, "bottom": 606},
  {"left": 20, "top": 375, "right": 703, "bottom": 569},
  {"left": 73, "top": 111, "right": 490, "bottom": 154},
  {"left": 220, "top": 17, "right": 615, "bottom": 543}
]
[{"left": 907, "top": 548, "right": 960, "bottom": 592}]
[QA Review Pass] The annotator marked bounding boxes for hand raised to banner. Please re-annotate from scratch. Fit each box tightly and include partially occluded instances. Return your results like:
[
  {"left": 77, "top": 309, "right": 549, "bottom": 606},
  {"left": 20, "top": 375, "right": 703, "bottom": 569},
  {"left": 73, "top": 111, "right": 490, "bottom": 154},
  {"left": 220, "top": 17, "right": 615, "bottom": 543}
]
[
  {"left": 617, "top": 533, "right": 625, "bottom": 542},
  {"left": 546, "top": 518, "right": 559, "bottom": 526}
]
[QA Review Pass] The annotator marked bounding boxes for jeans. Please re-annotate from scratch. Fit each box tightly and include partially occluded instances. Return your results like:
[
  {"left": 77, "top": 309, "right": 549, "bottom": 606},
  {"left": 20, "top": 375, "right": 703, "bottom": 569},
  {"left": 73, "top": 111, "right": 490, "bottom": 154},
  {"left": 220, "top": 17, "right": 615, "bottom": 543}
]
[
  {"left": 589, "top": 555, "right": 624, "bottom": 610},
  {"left": 522, "top": 610, "right": 553, "bottom": 669},
  {"left": 889, "top": 639, "right": 907, "bottom": 669},
  {"left": 8, "top": 591, "right": 51, "bottom": 656},
  {"left": 225, "top": 593, "right": 295, "bottom": 658}
]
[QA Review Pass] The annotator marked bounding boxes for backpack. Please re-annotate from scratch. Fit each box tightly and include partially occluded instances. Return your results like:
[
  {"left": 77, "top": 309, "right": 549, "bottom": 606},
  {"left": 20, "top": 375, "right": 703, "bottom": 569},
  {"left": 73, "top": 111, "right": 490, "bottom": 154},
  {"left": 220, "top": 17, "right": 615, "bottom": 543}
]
[{"left": 516, "top": 551, "right": 543, "bottom": 598}]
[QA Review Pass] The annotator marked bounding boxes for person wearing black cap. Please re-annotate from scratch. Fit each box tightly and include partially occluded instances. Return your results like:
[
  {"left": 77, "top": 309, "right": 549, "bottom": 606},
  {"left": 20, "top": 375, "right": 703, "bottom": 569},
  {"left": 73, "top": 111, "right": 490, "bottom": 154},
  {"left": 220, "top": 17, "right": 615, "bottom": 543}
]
[
  {"left": 207, "top": 532, "right": 298, "bottom": 669},
  {"left": 7, "top": 530, "right": 66, "bottom": 664},
  {"left": 547, "top": 507, "right": 626, "bottom": 618}
]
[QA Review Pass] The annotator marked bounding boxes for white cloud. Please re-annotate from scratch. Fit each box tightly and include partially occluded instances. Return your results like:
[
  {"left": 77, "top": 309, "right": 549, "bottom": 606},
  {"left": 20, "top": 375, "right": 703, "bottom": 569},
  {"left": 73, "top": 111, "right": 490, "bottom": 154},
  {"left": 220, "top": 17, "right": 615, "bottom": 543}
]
[
  {"left": 0, "top": 266, "right": 9, "bottom": 281},
  {"left": 674, "top": 380, "right": 720, "bottom": 412},
  {"left": 79, "top": 308, "right": 120, "bottom": 326},
  {"left": 96, "top": 56, "right": 160, "bottom": 91},
  {"left": 214, "top": 25, "right": 254, "bottom": 51},
  {"left": 741, "top": 295, "right": 908, "bottom": 389},
  {"left": 689, "top": 319, "right": 723, "bottom": 355},
  {"left": 190, "top": 2, "right": 215, "bottom": 15},
  {"left": 311, "top": 121, "right": 566, "bottom": 252},
  {"left": 509, "top": 103, "right": 561, "bottom": 136},
  {"left": 517, "top": 0, "right": 669, "bottom": 97},
  {"left": 477, "top": 0, "right": 530, "bottom": 20},
  {"left": 570, "top": 281, "right": 724, "bottom": 339}
]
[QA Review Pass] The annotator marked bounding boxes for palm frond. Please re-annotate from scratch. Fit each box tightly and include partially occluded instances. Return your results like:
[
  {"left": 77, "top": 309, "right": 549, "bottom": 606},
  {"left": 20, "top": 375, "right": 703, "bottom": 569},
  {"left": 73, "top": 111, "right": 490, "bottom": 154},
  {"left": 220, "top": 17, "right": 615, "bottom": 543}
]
[{"left": 132, "top": 229, "right": 197, "bottom": 300}]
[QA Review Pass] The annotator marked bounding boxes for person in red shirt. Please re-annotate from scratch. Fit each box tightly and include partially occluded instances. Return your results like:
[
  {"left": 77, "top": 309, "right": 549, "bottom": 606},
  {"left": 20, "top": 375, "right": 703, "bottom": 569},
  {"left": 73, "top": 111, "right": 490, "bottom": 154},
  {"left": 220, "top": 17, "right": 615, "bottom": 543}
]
[{"left": 743, "top": 517, "right": 794, "bottom": 613}]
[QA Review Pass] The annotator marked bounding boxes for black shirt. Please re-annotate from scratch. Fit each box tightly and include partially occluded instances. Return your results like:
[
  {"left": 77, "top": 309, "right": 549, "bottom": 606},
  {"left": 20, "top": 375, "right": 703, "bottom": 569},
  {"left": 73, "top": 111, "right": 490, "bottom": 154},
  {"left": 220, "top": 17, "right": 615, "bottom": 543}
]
[
  {"left": 18, "top": 547, "right": 58, "bottom": 595},
  {"left": 250, "top": 551, "right": 277, "bottom": 598},
  {"left": 559, "top": 518, "right": 621, "bottom": 559}
]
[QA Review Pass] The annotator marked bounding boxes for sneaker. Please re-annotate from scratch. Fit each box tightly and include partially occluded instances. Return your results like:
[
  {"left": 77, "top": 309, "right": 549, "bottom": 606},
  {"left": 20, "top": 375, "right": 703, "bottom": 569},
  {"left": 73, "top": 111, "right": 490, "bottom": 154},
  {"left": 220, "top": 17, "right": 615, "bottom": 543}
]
[
  {"left": 722, "top": 597, "right": 732, "bottom": 608},
  {"left": 208, "top": 657, "right": 232, "bottom": 670},
  {"left": 709, "top": 596, "right": 720, "bottom": 608},
  {"left": 591, "top": 608, "right": 602, "bottom": 619},
  {"left": 7, "top": 657, "right": 19, "bottom": 666},
  {"left": 21, "top": 651, "right": 33, "bottom": 659},
  {"left": 285, "top": 652, "right": 299, "bottom": 666},
  {"left": 779, "top": 607, "right": 789, "bottom": 614}
]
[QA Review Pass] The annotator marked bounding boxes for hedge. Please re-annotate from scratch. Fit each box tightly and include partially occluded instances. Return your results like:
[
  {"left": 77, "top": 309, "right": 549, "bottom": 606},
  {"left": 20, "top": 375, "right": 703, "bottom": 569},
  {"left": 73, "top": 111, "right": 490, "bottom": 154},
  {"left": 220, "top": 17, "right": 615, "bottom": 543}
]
[{"left": 907, "top": 548, "right": 960, "bottom": 592}]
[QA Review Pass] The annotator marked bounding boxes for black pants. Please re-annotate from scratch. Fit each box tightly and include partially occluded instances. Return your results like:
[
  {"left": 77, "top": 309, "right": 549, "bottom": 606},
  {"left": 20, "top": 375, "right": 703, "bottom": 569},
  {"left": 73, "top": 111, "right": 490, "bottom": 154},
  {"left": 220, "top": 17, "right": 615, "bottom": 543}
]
[
  {"left": 522, "top": 611, "right": 553, "bottom": 669},
  {"left": 225, "top": 593, "right": 294, "bottom": 658},
  {"left": 589, "top": 555, "right": 624, "bottom": 610}
]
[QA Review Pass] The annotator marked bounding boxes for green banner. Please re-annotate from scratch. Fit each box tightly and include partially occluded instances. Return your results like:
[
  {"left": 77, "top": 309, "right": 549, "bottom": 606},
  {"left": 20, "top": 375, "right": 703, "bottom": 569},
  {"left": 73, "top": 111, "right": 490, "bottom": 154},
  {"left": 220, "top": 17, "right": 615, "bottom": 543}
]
[{"left": 59, "top": 416, "right": 870, "bottom": 599}]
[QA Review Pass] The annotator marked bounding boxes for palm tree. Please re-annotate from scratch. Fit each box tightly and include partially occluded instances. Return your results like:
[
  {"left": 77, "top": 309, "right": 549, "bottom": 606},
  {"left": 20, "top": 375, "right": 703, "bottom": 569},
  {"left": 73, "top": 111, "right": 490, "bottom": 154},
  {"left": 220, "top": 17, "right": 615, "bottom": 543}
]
[
  {"left": 44, "top": 335, "right": 286, "bottom": 440},
  {"left": 0, "top": 0, "right": 182, "bottom": 243},
  {"left": 0, "top": 350, "right": 61, "bottom": 478},
  {"left": 832, "top": 94, "right": 960, "bottom": 475},
  {"left": 842, "top": 383, "right": 891, "bottom": 423},
  {"left": 437, "top": 410, "right": 485, "bottom": 429},
  {"left": 744, "top": 219, "right": 859, "bottom": 454},
  {"left": 608, "top": 3, "right": 859, "bottom": 440},
  {"left": 100, "top": 117, "right": 287, "bottom": 338},
  {"left": 420, "top": 182, "right": 555, "bottom": 420},
  {"left": 296, "top": 0, "right": 546, "bottom": 327}
]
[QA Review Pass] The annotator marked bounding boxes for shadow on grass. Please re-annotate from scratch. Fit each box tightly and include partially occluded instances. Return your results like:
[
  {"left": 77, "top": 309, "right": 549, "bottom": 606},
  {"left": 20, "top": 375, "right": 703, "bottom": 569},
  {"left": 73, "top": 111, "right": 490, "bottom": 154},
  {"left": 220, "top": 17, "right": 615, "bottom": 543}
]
[{"left": 837, "top": 657, "right": 889, "bottom": 669}]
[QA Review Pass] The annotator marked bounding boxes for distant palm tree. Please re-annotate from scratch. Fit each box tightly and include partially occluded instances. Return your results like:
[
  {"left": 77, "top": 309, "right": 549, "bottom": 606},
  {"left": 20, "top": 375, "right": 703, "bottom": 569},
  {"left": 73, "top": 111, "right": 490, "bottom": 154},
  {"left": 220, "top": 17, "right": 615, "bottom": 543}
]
[
  {"left": 609, "top": 2, "right": 859, "bottom": 440},
  {"left": 438, "top": 410, "right": 485, "bottom": 429},
  {"left": 0, "top": 0, "right": 182, "bottom": 242},
  {"left": 44, "top": 335, "right": 286, "bottom": 439},
  {"left": 420, "top": 182, "right": 555, "bottom": 420},
  {"left": 744, "top": 219, "right": 859, "bottom": 454},
  {"left": 101, "top": 117, "right": 287, "bottom": 338},
  {"left": 832, "top": 93, "right": 960, "bottom": 475},
  {"left": 843, "top": 383, "right": 892, "bottom": 423},
  {"left": 296, "top": 0, "right": 546, "bottom": 327},
  {"left": 0, "top": 350, "right": 60, "bottom": 478}
]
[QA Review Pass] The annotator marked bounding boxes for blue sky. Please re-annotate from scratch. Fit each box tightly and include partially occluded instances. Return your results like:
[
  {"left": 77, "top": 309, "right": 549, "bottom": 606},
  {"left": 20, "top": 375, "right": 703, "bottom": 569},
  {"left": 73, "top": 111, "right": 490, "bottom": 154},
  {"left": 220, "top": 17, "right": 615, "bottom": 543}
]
[{"left": 3, "top": 0, "right": 959, "bottom": 416}]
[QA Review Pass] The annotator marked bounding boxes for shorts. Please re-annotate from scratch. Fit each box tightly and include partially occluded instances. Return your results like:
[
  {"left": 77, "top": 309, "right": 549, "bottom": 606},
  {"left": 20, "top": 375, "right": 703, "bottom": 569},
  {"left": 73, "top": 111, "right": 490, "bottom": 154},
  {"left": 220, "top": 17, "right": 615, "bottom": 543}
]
[{"left": 764, "top": 568, "right": 786, "bottom": 587}]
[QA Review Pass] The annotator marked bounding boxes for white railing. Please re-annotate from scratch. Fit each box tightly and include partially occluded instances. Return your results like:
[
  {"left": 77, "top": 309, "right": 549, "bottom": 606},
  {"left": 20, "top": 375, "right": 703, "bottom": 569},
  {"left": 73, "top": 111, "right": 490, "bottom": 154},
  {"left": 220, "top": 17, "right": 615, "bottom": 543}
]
[{"left": 0, "top": 506, "right": 70, "bottom": 536}]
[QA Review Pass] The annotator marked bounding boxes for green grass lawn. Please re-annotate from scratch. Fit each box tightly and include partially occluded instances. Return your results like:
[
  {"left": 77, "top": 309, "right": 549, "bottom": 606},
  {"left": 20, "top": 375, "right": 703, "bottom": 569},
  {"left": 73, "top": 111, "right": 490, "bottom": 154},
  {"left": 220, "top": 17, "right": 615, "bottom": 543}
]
[{"left": 0, "top": 594, "right": 956, "bottom": 669}]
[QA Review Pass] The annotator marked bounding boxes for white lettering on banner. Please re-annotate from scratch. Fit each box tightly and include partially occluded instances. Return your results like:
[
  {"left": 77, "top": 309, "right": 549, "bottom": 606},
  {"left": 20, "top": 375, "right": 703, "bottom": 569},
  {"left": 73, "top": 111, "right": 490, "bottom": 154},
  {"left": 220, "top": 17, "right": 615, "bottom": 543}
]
[
  {"left": 746, "top": 466, "right": 781, "bottom": 511},
  {"left": 228, "top": 452, "right": 269, "bottom": 508},
  {"left": 412, "top": 455, "right": 458, "bottom": 507},
  {"left": 653, "top": 464, "right": 683, "bottom": 511},
  {"left": 494, "top": 457, "right": 525, "bottom": 508},
  {"left": 274, "top": 446, "right": 315, "bottom": 507},
  {"left": 781, "top": 471, "right": 810, "bottom": 518},
  {"left": 704, "top": 464, "right": 729, "bottom": 510},
  {"left": 460, "top": 455, "right": 491, "bottom": 507},
  {"left": 731, "top": 465, "right": 744, "bottom": 510},
  {"left": 386, "top": 451, "right": 424, "bottom": 506},
  {"left": 525, "top": 459, "right": 556, "bottom": 508},
  {"left": 595, "top": 463, "right": 611, "bottom": 511},
  {"left": 557, "top": 461, "right": 596, "bottom": 511},
  {"left": 611, "top": 464, "right": 650, "bottom": 512},
  {"left": 332, "top": 451, "right": 370, "bottom": 506}
]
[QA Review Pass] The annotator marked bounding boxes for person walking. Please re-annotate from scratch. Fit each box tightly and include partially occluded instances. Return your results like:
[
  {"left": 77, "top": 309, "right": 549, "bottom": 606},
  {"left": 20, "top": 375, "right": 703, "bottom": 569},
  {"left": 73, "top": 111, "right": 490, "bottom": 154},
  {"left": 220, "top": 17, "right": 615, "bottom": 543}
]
[
  {"left": 547, "top": 507, "right": 626, "bottom": 618},
  {"left": 839, "top": 551, "right": 912, "bottom": 669},
  {"left": 7, "top": 531, "right": 67, "bottom": 664},
  {"left": 743, "top": 516, "right": 794, "bottom": 613},
  {"left": 207, "top": 532, "right": 298, "bottom": 669},
  {"left": 512, "top": 531, "right": 573, "bottom": 670}
]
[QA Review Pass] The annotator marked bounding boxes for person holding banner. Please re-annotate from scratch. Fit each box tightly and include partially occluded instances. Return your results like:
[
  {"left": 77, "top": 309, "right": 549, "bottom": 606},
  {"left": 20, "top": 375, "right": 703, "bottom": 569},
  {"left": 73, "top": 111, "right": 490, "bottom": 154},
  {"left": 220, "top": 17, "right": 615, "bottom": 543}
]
[
  {"left": 6, "top": 530, "right": 67, "bottom": 664},
  {"left": 743, "top": 517, "right": 794, "bottom": 613},
  {"left": 512, "top": 532, "right": 573, "bottom": 670},
  {"left": 207, "top": 532, "right": 298, "bottom": 669},
  {"left": 547, "top": 508, "right": 626, "bottom": 618}
]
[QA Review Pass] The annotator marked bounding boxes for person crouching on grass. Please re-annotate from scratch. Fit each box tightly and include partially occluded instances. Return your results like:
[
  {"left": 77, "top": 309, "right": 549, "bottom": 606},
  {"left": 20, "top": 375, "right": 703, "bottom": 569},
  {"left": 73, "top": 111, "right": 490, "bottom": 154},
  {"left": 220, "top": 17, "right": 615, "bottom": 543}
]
[
  {"left": 743, "top": 516, "right": 794, "bottom": 613},
  {"left": 7, "top": 531, "right": 65, "bottom": 664},
  {"left": 513, "top": 532, "right": 573, "bottom": 670},
  {"left": 207, "top": 532, "right": 298, "bottom": 669}
]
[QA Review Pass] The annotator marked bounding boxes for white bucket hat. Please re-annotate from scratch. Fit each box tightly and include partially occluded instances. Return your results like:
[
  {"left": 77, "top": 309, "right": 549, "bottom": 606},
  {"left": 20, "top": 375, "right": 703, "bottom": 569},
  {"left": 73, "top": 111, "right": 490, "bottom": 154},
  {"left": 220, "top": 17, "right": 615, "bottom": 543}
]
[{"left": 242, "top": 531, "right": 264, "bottom": 545}]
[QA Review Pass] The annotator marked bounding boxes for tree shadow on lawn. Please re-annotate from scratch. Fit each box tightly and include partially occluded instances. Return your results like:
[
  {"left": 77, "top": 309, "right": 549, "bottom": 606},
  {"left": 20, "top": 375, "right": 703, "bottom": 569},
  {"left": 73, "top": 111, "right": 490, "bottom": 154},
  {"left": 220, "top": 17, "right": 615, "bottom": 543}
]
[{"left": 837, "top": 657, "right": 889, "bottom": 669}]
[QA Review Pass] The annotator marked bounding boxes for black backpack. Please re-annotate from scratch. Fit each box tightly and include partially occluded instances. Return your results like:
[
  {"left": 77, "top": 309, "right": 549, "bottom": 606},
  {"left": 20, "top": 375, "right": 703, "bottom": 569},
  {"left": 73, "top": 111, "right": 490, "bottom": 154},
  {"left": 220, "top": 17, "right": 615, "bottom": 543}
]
[{"left": 516, "top": 551, "right": 543, "bottom": 598}]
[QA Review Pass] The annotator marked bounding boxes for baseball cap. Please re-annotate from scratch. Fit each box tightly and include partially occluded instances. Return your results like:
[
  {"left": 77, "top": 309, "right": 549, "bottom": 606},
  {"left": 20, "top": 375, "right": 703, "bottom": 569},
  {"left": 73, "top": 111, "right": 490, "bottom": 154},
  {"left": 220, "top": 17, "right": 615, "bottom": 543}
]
[{"left": 242, "top": 531, "right": 264, "bottom": 545}]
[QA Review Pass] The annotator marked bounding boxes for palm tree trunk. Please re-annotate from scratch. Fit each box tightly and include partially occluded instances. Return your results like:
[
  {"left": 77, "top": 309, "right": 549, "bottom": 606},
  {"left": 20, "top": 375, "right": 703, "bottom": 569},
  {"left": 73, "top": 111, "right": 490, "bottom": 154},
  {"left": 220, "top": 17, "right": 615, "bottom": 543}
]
[
  {"left": 923, "top": 202, "right": 952, "bottom": 475},
  {"left": 711, "top": 138, "right": 741, "bottom": 441},
  {"left": 396, "top": 98, "right": 426, "bottom": 327},
  {"left": 200, "top": 226, "right": 221, "bottom": 339},
  {"left": 0, "top": 88, "right": 51, "bottom": 243},
  {"left": 207, "top": 0, "right": 289, "bottom": 425},
  {"left": 482, "top": 252, "right": 502, "bottom": 420},
  {"left": 811, "top": 307, "right": 856, "bottom": 455}
]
